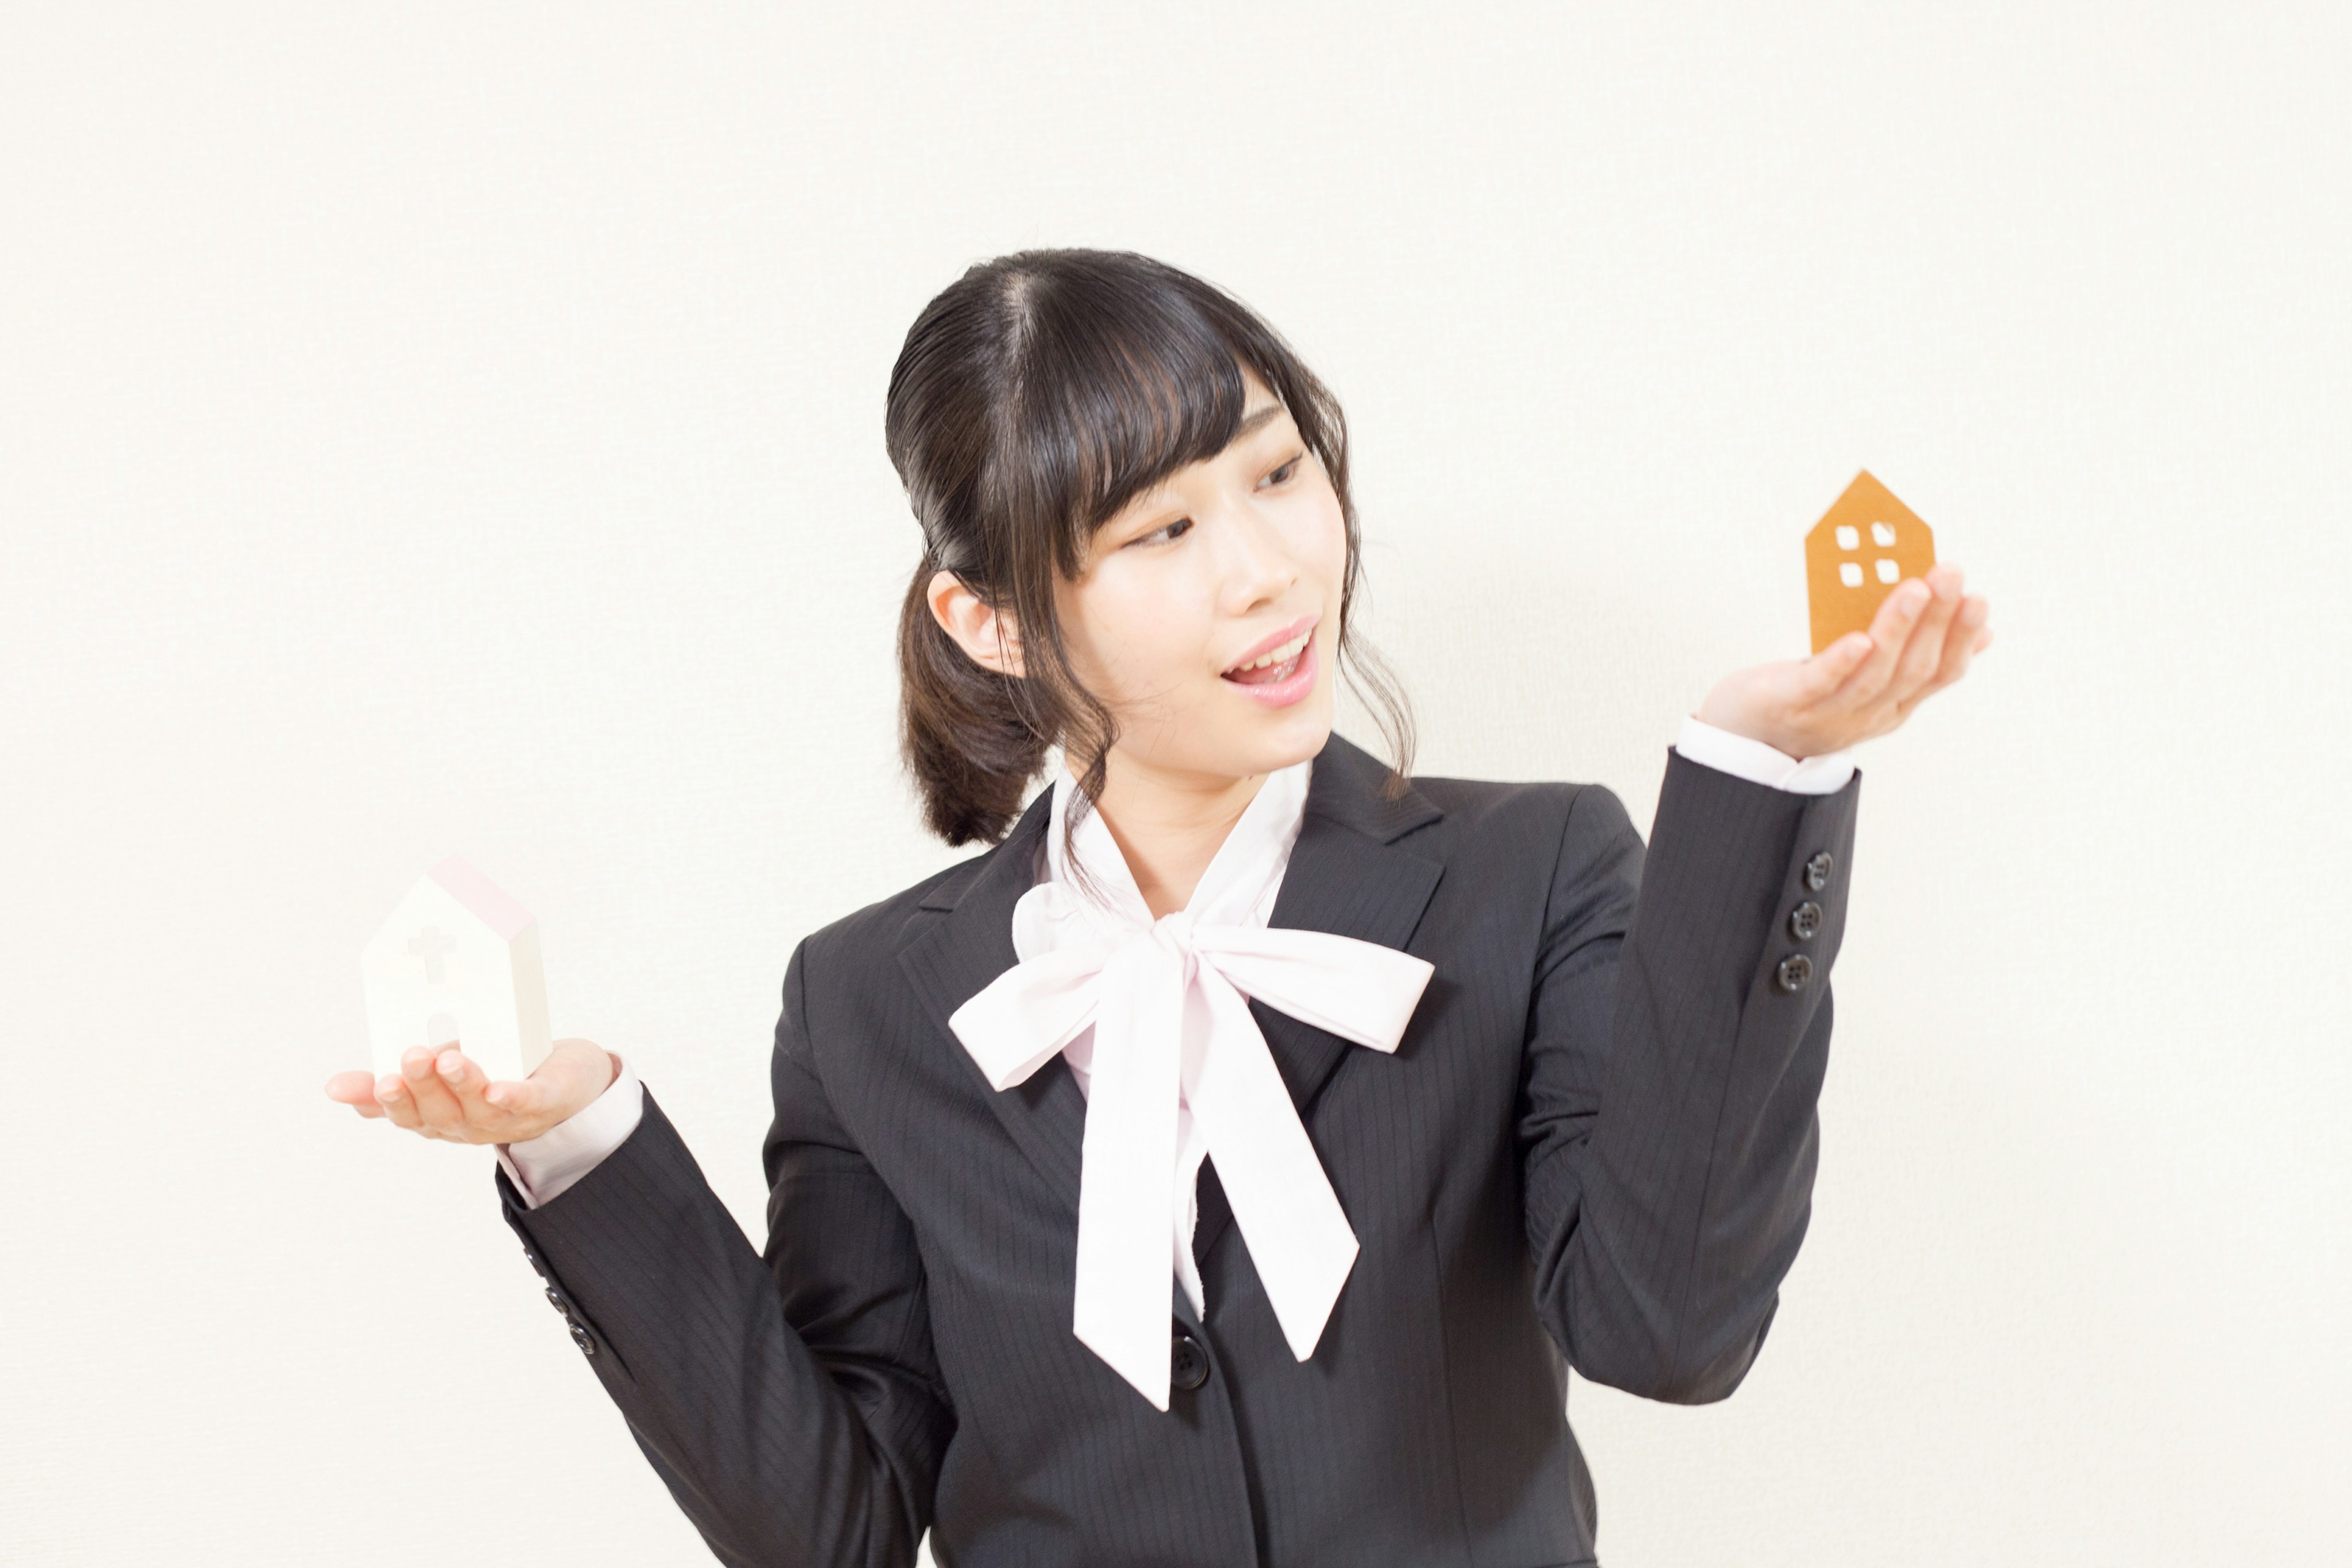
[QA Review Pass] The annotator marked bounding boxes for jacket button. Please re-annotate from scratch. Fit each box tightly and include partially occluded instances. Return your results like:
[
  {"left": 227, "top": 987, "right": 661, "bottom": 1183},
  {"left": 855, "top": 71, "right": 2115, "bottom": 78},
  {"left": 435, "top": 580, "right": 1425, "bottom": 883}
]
[
  {"left": 1804, "top": 851, "right": 1834, "bottom": 892},
  {"left": 1776, "top": 954, "right": 1813, "bottom": 992},
  {"left": 1169, "top": 1330, "right": 1210, "bottom": 1392},
  {"left": 545, "top": 1286, "right": 568, "bottom": 1314},
  {"left": 569, "top": 1322, "right": 597, "bottom": 1358},
  {"left": 1788, "top": 900, "right": 1823, "bottom": 941}
]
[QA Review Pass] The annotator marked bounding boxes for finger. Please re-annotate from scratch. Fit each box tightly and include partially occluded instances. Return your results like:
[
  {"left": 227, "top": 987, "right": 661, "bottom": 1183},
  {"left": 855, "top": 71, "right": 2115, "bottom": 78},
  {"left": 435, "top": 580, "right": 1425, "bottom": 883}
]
[
  {"left": 1795, "top": 633, "right": 1874, "bottom": 703},
  {"left": 375, "top": 1070, "right": 424, "bottom": 1133},
  {"left": 478, "top": 1077, "right": 579, "bottom": 1144},
  {"left": 1900, "top": 595, "right": 1994, "bottom": 705},
  {"left": 1893, "top": 596, "right": 1993, "bottom": 720},
  {"left": 402, "top": 1044, "right": 470, "bottom": 1136},
  {"left": 325, "top": 1070, "right": 388, "bottom": 1119},
  {"left": 1830, "top": 577, "right": 1935, "bottom": 706},
  {"left": 1888, "top": 566, "right": 1966, "bottom": 698},
  {"left": 431, "top": 1049, "right": 527, "bottom": 1142},
  {"left": 489, "top": 1039, "right": 614, "bottom": 1136},
  {"left": 1925, "top": 594, "right": 1989, "bottom": 688}
]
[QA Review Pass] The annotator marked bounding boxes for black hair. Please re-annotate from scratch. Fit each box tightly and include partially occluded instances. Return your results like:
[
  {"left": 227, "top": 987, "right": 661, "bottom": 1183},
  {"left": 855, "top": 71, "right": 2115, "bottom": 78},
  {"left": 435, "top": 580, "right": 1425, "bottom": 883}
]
[{"left": 886, "top": 247, "right": 1413, "bottom": 846}]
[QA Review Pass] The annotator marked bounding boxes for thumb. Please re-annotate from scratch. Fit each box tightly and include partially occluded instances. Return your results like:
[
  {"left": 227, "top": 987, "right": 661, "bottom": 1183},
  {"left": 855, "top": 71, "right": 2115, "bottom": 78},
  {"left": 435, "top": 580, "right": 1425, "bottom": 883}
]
[
  {"left": 482, "top": 1076, "right": 546, "bottom": 1115},
  {"left": 488, "top": 1039, "right": 611, "bottom": 1115}
]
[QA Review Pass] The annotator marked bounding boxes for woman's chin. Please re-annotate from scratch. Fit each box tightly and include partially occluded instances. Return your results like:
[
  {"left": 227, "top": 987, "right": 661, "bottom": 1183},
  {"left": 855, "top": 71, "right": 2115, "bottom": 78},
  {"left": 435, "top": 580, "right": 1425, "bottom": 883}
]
[{"left": 1225, "top": 692, "right": 1335, "bottom": 775}]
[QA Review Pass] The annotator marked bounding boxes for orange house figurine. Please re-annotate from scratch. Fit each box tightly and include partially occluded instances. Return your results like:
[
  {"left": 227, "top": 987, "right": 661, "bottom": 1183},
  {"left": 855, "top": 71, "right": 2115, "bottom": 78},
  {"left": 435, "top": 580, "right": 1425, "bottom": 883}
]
[{"left": 1806, "top": 470, "right": 1937, "bottom": 654}]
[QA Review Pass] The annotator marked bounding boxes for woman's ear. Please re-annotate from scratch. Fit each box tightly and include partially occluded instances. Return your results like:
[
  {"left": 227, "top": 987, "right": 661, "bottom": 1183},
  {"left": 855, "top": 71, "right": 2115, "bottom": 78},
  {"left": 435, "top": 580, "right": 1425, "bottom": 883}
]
[{"left": 927, "top": 569, "right": 1025, "bottom": 677}]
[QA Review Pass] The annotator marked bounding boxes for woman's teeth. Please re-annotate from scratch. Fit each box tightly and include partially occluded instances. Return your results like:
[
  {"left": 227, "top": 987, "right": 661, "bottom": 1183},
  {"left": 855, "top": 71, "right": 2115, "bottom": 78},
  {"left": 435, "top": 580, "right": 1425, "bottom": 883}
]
[{"left": 1226, "top": 629, "right": 1312, "bottom": 677}]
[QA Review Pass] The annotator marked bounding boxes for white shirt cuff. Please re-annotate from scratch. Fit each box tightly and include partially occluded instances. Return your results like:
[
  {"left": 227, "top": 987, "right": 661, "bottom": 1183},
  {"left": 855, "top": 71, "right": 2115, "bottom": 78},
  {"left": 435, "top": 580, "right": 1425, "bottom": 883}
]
[
  {"left": 1673, "top": 714, "right": 1856, "bottom": 796},
  {"left": 494, "top": 1053, "right": 645, "bottom": 1209}
]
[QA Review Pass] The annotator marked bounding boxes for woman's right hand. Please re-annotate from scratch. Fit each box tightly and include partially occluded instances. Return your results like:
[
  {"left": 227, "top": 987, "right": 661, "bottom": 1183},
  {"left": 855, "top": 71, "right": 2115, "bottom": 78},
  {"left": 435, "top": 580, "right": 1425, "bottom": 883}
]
[{"left": 323, "top": 1038, "right": 618, "bottom": 1145}]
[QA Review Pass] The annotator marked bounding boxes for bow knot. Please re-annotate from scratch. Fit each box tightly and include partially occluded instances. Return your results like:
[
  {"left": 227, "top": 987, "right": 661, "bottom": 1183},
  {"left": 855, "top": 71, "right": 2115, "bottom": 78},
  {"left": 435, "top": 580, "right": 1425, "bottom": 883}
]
[{"left": 1152, "top": 911, "right": 1205, "bottom": 975}]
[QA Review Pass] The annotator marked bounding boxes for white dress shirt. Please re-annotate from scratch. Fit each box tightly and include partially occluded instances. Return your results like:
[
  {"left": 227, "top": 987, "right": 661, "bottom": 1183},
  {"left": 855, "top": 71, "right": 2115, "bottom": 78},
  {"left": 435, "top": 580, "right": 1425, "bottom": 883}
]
[{"left": 494, "top": 717, "right": 1853, "bottom": 1208}]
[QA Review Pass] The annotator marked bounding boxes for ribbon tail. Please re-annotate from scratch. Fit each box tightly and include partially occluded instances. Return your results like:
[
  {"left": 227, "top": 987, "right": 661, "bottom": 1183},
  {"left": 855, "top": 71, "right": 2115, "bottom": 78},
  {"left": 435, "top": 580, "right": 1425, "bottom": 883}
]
[
  {"left": 1188, "top": 967, "right": 1360, "bottom": 1363},
  {"left": 1069, "top": 938, "right": 1184, "bottom": 1410}
]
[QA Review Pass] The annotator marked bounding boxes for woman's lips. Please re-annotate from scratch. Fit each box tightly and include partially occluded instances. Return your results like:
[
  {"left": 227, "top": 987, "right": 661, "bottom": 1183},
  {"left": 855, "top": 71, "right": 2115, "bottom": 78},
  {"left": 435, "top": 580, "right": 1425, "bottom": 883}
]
[
  {"left": 1220, "top": 633, "right": 1319, "bottom": 707},
  {"left": 1222, "top": 616, "right": 1317, "bottom": 674}
]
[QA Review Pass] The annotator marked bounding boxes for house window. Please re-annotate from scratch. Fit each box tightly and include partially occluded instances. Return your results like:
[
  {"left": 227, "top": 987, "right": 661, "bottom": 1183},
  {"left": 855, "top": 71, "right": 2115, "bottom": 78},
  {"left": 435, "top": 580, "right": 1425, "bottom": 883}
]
[
  {"left": 1875, "top": 558, "right": 1900, "bottom": 584},
  {"left": 1840, "top": 561, "right": 1864, "bottom": 587},
  {"left": 1835, "top": 524, "right": 1860, "bottom": 550}
]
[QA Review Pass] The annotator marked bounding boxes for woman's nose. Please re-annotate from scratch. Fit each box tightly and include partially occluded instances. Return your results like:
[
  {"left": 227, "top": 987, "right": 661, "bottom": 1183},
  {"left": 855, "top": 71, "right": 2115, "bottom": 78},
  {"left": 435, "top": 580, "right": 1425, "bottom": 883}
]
[{"left": 1215, "top": 502, "right": 1297, "bottom": 614}]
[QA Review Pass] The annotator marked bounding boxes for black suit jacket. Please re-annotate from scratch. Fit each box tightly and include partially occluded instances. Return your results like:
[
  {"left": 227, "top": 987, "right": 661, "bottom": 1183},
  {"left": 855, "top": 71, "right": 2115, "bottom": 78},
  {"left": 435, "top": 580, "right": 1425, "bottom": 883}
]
[{"left": 496, "top": 732, "right": 1861, "bottom": 1567}]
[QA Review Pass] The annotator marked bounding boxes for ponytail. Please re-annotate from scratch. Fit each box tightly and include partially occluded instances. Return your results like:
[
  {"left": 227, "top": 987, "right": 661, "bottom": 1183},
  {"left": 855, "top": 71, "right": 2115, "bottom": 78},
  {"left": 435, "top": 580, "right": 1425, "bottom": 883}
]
[{"left": 895, "top": 557, "right": 1052, "bottom": 846}]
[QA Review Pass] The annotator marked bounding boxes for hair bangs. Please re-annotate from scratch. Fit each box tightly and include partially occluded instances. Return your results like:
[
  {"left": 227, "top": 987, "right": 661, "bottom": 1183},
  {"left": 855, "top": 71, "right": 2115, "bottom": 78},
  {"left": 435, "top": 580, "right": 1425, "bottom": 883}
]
[{"left": 1013, "top": 284, "right": 1253, "bottom": 573}]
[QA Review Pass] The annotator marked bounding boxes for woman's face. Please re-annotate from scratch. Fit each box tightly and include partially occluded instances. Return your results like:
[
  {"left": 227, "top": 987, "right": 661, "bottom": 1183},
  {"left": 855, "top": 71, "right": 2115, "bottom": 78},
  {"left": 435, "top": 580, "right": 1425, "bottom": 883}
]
[{"left": 1055, "top": 369, "right": 1348, "bottom": 786}]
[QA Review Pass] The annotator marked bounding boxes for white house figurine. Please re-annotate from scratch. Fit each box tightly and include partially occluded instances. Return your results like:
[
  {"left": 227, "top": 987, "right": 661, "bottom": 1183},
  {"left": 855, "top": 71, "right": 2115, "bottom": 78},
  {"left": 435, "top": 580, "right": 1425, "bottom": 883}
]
[{"left": 361, "top": 854, "right": 553, "bottom": 1084}]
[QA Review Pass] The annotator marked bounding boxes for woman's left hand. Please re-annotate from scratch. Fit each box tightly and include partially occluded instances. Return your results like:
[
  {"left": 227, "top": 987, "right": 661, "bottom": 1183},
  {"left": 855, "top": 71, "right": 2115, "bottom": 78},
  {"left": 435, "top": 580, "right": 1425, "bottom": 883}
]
[{"left": 1695, "top": 563, "right": 1992, "bottom": 759}]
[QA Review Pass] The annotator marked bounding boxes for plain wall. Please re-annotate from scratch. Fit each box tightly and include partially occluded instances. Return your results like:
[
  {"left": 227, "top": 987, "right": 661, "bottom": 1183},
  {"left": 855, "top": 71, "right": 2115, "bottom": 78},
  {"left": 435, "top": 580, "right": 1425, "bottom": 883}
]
[{"left": 4, "top": 3, "right": 2345, "bottom": 1562}]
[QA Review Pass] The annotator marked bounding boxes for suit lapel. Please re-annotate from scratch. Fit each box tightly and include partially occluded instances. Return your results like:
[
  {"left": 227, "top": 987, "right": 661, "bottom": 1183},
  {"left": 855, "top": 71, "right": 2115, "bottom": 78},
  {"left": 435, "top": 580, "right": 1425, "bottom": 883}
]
[
  {"left": 1252, "top": 734, "right": 1446, "bottom": 1112},
  {"left": 896, "top": 788, "right": 1093, "bottom": 1222},
  {"left": 894, "top": 732, "right": 1447, "bottom": 1283},
  {"left": 1202, "top": 731, "right": 1445, "bottom": 1264}
]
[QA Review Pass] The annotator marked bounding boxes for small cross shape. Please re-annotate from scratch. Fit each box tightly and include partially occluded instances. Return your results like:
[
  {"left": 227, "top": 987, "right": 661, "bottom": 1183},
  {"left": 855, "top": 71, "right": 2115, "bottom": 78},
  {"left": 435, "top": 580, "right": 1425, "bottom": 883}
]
[{"left": 408, "top": 925, "right": 458, "bottom": 983}]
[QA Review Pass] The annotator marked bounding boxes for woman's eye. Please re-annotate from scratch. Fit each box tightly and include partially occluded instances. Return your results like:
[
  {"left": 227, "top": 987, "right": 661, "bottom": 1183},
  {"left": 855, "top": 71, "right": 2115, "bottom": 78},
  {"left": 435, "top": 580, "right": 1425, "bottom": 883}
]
[
  {"left": 1131, "top": 517, "right": 1193, "bottom": 547},
  {"left": 1262, "top": 456, "right": 1303, "bottom": 487}
]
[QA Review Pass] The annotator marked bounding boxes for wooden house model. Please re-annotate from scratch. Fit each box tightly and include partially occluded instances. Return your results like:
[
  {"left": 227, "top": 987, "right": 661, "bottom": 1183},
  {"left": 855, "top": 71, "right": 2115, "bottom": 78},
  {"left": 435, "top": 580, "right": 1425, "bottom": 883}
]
[{"left": 1806, "top": 470, "right": 1937, "bottom": 654}]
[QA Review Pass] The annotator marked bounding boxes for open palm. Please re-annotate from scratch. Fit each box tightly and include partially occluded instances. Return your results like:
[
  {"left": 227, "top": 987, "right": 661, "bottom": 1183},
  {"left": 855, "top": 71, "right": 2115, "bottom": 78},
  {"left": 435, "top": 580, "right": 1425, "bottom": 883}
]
[
  {"left": 323, "top": 1036, "right": 616, "bottom": 1145},
  {"left": 1697, "top": 563, "right": 1992, "bottom": 760}
]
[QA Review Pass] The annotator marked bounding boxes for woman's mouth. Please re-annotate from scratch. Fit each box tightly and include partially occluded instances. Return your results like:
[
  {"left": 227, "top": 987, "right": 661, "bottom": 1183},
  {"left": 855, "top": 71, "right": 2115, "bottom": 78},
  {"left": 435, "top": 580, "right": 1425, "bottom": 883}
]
[
  {"left": 1223, "top": 626, "right": 1313, "bottom": 685},
  {"left": 1220, "top": 621, "right": 1320, "bottom": 707}
]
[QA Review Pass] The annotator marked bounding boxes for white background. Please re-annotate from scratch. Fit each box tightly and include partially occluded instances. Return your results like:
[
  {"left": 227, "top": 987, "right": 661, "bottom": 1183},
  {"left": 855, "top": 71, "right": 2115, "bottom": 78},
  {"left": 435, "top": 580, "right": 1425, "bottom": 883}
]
[{"left": 4, "top": 4, "right": 2345, "bottom": 1563}]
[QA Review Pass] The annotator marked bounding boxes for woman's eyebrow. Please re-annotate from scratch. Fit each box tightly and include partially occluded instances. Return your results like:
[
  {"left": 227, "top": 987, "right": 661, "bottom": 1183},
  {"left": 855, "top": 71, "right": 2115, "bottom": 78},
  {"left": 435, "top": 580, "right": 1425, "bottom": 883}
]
[{"left": 1227, "top": 402, "right": 1284, "bottom": 444}]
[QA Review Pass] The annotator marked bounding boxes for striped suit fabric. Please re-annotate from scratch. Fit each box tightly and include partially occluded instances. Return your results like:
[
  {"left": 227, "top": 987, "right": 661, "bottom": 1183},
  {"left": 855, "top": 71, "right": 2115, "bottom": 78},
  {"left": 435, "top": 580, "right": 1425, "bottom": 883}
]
[{"left": 497, "top": 730, "right": 1863, "bottom": 1567}]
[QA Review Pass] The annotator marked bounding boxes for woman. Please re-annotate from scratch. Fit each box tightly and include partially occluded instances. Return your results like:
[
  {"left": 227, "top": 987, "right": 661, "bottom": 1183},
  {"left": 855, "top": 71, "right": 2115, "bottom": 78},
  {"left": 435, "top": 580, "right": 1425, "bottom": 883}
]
[{"left": 328, "top": 249, "right": 1991, "bottom": 1567}]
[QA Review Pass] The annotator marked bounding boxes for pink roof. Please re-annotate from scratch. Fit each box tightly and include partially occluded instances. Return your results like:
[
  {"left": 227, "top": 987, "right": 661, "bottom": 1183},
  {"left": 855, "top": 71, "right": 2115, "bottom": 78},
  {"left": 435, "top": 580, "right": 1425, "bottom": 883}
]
[{"left": 425, "top": 854, "right": 536, "bottom": 941}]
